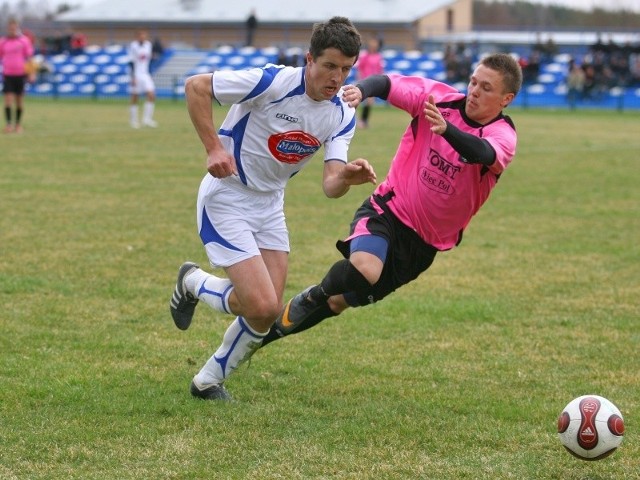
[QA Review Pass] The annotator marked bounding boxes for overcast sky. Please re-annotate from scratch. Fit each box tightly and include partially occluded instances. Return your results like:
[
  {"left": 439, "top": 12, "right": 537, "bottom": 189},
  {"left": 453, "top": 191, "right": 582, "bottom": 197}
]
[{"left": 5, "top": 0, "right": 640, "bottom": 13}]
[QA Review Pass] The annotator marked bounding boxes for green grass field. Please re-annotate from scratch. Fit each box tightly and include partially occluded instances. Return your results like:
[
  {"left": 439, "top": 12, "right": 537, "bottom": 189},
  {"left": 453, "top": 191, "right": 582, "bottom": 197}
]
[{"left": 1, "top": 98, "right": 639, "bottom": 479}]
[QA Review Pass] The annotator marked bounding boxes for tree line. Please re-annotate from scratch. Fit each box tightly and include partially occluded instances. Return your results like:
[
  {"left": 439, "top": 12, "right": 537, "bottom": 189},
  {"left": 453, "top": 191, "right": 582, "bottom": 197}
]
[{"left": 473, "top": 0, "right": 640, "bottom": 29}]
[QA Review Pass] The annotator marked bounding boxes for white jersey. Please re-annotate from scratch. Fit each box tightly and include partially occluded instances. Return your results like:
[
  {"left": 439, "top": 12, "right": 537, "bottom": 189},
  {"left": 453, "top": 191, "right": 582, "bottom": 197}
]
[
  {"left": 211, "top": 64, "right": 356, "bottom": 192},
  {"left": 128, "top": 39, "right": 152, "bottom": 77}
]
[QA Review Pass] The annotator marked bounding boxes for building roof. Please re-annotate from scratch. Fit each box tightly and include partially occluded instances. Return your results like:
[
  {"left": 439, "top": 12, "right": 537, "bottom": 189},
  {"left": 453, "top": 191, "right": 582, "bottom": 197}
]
[{"left": 57, "top": 0, "right": 456, "bottom": 24}]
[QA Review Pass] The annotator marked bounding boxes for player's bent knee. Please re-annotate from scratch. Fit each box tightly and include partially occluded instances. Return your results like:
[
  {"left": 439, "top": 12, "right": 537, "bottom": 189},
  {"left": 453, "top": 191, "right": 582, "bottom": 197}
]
[
  {"left": 349, "top": 256, "right": 383, "bottom": 285},
  {"left": 239, "top": 296, "right": 282, "bottom": 325}
]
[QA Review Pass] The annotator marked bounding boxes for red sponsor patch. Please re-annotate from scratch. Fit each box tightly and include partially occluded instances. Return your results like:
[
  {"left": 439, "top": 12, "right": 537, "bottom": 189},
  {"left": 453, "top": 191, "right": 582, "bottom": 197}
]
[{"left": 268, "top": 130, "right": 321, "bottom": 165}]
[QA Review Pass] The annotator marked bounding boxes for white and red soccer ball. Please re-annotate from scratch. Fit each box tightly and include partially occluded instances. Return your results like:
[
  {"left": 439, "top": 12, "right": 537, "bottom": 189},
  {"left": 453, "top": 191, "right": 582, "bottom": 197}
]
[{"left": 557, "top": 395, "right": 624, "bottom": 460}]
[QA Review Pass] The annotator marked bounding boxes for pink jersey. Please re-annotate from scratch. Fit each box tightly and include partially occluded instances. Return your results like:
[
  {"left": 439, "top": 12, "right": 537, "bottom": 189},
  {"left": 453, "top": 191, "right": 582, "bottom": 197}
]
[
  {"left": 374, "top": 74, "right": 517, "bottom": 250},
  {"left": 0, "top": 34, "right": 33, "bottom": 76},
  {"left": 356, "top": 50, "right": 384, "bottom": 79}
]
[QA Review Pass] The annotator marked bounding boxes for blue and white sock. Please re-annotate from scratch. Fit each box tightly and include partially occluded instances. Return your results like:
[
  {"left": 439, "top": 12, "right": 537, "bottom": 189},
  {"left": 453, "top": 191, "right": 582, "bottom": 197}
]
[
  {"left": 194, "top": 316, "right": 267, "bottom": 385},
  {"left": 186, "top": 268, "right": 233, "bottom": 314}
]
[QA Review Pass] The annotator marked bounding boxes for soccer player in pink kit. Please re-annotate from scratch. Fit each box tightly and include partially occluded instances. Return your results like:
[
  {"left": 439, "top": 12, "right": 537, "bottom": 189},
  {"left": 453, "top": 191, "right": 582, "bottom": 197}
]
[
  {"left": 355, "top": 36, "right": 384, "bottom": 128},
  {"left": 0, "top": 19, "right": 34, "bottom": 133},
  {"left": 262, "top": 52, "right": 522, "bottom": 345}
]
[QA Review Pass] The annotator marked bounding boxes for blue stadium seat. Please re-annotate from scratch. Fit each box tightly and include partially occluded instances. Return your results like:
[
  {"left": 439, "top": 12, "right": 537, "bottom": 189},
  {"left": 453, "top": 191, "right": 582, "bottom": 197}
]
[
  {"left": 527, "top": 84, "right": 546, "bottom": 94},
  {"left": 92, "top": 54, "right": 112, "bottom": 65},
  {"left": 59, "top": 63, "right": 77, "bottom": 74},
  {"left": 104, "top": 44, "right": 125, "bottom": 55},
  {"left": 93, "top": 74, "right": 110, "bottom": 84},
  {"left": 57, "top": 83, "right": 77, "bottom": 94},
  {"left": 70, "top": 54, "right": 90, "bottom": 65},
  {"left": 537, "top": 73, "right": 557, "bottom": 84},
  {"left": 81, "top": 64, "right": 100, "bottom": 75}
]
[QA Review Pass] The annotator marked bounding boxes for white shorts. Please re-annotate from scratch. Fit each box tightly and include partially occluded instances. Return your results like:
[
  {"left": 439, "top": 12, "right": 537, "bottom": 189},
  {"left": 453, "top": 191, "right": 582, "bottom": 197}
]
[
  {"left": 196, "top": 175, "right": 290, "bottom": 268},
  {"left": 130, "top": 73, "right": 155, "bottom": 95}
]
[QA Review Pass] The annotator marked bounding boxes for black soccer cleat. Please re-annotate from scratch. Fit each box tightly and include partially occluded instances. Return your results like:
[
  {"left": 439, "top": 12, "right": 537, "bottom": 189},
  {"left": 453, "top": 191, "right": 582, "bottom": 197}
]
[
  {"left": 190, "top": 380, "right": 233, "bottom": 402},
  {"left": 170, "top": 261, "right": 200, "bottom": 330},
  {"left": 275, "top": 285, "right": 322, "bottom": 334}
]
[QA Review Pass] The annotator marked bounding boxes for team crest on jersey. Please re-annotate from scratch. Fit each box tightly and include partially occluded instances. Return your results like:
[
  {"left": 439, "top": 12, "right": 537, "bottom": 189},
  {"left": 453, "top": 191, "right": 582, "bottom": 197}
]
[{"left": 268, "top": 130, "right": 321, "bottom": 164}]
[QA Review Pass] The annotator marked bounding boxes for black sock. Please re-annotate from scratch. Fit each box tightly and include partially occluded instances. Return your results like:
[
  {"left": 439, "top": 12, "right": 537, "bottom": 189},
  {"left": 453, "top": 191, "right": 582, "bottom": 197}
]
[
  {"left": 261, "top": 302, "right": 338, "bottom": 347},
  {"left": 5, "top": 106, "right": 11, "bottom": 124},
  {"left": 15, "top": 108, "right": 22, "bottom": 125}
]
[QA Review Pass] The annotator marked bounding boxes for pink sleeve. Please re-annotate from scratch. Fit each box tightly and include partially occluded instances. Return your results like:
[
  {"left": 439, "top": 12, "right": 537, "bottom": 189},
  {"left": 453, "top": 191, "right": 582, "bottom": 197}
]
[
  {"left": 484, "top": 122, "right": 517, "bottom": 174},
  {"left": 387, "top": 74, "right": 458, "bottom": 117}
]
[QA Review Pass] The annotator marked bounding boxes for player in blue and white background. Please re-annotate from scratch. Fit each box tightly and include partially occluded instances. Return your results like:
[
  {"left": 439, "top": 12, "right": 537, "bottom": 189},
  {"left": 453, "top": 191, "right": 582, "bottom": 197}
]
[
  {"left": 127, "top": 28, "right": 157, "bottom": 128},
  {"left": 169, "top": 16, "right": 377, "bottom": 401}
]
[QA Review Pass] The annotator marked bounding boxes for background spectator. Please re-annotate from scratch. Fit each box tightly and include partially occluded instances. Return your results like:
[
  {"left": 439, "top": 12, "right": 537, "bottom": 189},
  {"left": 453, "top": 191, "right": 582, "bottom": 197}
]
[
  {"left": 444, "top": 41, "right": 473, "bottom": 85},
  {"left": 520, "top": 50, "right": 541, "bottom": 85},
  {"left": 355, "top": 36, "right": 384, "bottom": 128},
  {"left": 566, "top": 58, "right": 585, "bottom": 109},
  {"left": 0, "top": 18, "right": 34, "bottom": 133},
  {"left": 245, "top": 9, "right": 257, "bottom": 47},
  {"left": 70, "top": 30, "right": 87, "bottom": 55},
  {"left": 151, "top": 36, "right": 165, "bottom": 70}
]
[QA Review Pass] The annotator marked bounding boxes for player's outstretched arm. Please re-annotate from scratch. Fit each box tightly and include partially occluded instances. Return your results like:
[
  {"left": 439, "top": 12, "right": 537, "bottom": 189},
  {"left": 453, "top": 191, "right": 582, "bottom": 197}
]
[
  {"left": 424, "top": 95, "right": 496, "bottom": 166},
  {"left": 342, "top": 74, "right": 391, "bottom": 108},
  {"left": 322, "top": 158, "right": 377, "bottom": 198}
]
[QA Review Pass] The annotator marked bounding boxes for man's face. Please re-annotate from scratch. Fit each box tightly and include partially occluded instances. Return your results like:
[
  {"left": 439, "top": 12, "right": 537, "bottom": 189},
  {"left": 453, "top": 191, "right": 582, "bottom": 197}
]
[
  {"left": 8, "top": 21, "right": 19, "bottom": 37},
  {"left": 464, "top": 64, "right": 514, "bottom": 124},
  {"left": 304, "top": 47, "right": 357, "bottom": 102}
]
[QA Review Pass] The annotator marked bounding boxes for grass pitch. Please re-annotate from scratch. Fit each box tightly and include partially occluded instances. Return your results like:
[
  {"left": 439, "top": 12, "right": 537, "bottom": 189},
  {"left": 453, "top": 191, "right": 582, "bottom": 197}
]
[{"left": 1, "top": 98, "right": 639, "bottom": 479}]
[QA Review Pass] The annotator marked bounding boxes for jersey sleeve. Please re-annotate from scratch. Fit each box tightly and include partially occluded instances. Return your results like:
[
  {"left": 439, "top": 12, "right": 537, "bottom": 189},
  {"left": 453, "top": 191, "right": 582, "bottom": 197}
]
[
  {"left": 387, "top": 74, "right": 458, "bottom": 117},
  {"left": 323, "top": 102, "right": 356, "bottom": 163},
  {"left": 212, "top": 65, "right": 287, "bottom": 106},
  {"left": 483, "top": 121, "right": 517, "bottom": 174}
]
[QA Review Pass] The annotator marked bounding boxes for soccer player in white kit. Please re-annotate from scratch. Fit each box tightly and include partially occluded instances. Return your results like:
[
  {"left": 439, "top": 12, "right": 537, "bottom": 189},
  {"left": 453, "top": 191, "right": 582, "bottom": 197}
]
[
  {"left": 128, "top": 29, "right": 157, "bottom": 128},
  {"left": 169, "top": 17, "right": 377, "bottom": 401}
]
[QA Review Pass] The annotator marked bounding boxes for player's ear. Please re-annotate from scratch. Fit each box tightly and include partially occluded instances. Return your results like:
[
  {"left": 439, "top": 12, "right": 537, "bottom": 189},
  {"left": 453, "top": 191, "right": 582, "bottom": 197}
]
[{"left": 501, "top": 92, "right": 515, "bottom": 107}]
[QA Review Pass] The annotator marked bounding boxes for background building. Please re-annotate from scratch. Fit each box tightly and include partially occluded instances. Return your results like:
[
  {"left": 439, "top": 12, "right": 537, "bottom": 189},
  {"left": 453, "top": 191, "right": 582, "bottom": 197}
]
[{"left": 56, "top": 0, "right": 473, "bottom": 51}]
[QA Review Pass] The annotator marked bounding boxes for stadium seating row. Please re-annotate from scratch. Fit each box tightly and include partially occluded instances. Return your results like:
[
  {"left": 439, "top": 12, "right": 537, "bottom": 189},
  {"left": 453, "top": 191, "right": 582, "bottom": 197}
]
[{"left": 1, "top": 44, "right": 637, "bottom": 108}]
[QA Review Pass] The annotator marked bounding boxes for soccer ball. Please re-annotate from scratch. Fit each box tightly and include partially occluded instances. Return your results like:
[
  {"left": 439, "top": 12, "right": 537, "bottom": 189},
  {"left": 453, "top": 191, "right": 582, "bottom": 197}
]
[{"left": 557, "top": 395, "right": 624, "bottom": 461}]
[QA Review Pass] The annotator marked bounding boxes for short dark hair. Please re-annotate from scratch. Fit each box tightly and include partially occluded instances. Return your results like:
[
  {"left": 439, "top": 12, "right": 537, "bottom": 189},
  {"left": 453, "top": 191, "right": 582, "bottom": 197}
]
[
  {"left": 480, "top": 53, "right": 523, "bottom": 96},
  {"left": 308, "top": 16, "right": 361, "bottom": 60}
]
